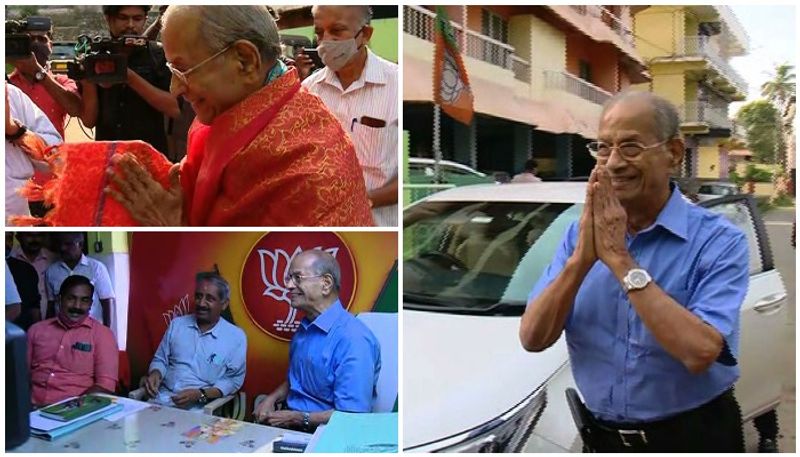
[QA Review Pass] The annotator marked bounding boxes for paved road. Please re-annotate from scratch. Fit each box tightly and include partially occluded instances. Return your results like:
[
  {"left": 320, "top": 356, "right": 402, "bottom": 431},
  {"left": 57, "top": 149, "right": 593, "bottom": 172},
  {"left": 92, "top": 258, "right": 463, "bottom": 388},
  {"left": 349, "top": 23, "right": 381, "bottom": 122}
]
[{"left": 743, "top": 207, "right": 796, "bottom": 452}]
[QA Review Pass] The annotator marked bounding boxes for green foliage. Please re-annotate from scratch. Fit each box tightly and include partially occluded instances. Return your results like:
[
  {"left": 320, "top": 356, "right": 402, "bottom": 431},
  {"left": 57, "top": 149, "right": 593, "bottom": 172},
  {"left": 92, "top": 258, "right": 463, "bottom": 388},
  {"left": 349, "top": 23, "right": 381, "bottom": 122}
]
[
  {"left": 18, "top": 5, "right": 39, "bottom": 17},
  {"left": 743, "top": 164, "right": 773, "bottom": 183},
  {"left": 761, "top": 63, "right": 796, "bottom": 113},
  {"left": 736, "top": 100, "right": 781, "bottom": 163},
  {"left": 772, "top": 193, "right": 794, "bottom": 207}
]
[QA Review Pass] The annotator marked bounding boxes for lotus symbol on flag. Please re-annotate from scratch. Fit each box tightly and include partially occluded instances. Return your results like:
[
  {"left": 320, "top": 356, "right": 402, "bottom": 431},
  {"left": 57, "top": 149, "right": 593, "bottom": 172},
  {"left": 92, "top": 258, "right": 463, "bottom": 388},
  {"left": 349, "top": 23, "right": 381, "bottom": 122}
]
[
  {"left": 258, "top": 246, "right": 340, "bottom": 331},
  {"left": 440, "top": 52, "right": 465, "bottom": 104}
]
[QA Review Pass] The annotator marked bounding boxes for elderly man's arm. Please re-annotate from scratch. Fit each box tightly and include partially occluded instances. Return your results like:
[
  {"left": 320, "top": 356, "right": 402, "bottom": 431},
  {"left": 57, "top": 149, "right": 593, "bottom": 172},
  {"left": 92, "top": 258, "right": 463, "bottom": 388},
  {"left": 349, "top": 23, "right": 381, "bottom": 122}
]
[
  {"left": 86, "top": 326, "right": 119, "bottom": 394},
  {"left": 126, "top": 69, "right": 180, "bottom": 119},
  {"left": 368, "top": 176, "right": 398, "bottom": 209},
  {"left": 592, "top": 167, "right": 748, "bottom": 374},
  {"left": 144, "top": 321, "right": 173, "bottom": 398},
  {"left": 210, "top": 332, "right": 247, "bottom": 398},
  {"left": 520, "top": 172, "right": 598, "bottom": 352}
]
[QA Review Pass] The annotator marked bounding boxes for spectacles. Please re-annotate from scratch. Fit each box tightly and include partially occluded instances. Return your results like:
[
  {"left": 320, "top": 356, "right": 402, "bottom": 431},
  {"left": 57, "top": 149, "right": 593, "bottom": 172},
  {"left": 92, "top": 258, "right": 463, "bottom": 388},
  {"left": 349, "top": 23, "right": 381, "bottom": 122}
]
[
  {"left": 586, "top": 139, "right": 671, "bottom": 160},
  {"left": 284, "top": 273, "right": 324, "bottom": 285},
  {"left": 166, "top": 45, "right": 231, "bottom": 86}
]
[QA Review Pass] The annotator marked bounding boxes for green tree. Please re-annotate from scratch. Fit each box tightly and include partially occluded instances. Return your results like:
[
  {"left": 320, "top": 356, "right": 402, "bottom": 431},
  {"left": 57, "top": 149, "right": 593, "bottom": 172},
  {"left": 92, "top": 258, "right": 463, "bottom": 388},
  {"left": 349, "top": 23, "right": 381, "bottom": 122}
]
[
  {"left": 18, "top": 5, "right": 39, "bottom": 17},
  {"left": 761, "top": 63, "right": 796, "bottom": 114},
  {"left": 736, "top": 100, "right": 781, "bottom": 163}
]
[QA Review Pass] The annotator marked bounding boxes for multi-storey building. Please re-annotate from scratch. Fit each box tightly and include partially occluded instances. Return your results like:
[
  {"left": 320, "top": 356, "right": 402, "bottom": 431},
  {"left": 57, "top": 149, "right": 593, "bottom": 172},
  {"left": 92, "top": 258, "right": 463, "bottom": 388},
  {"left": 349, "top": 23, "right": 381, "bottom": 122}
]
[
  {"left": 404, "top": 5, "right": 650, "bottom": 179},
  {"left": 633, "top": 5, "right": 749, "bottom": 179}
]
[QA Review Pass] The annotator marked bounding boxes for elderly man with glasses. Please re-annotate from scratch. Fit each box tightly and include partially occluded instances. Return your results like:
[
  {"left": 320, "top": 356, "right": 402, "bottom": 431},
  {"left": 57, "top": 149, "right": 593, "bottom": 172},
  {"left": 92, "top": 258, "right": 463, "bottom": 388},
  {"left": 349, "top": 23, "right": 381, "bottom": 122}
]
[
  {"left": 106, "top": 5, "right": 374, "bottom": 227},
  {"left": 253, "top": 249, "right": 381, "bottom": 432},
  {"left": 520, "top": 91, "right": 749, "bottom": 452}
]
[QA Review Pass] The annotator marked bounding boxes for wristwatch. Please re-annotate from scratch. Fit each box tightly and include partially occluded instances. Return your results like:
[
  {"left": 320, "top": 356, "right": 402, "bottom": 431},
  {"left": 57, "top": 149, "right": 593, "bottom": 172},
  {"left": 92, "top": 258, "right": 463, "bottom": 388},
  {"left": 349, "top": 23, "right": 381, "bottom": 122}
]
[
  {"left": 622, "top": 268, "right": 652, "bottom": 292},
  {"left": 198, "top": 388, "right": 208, "bottom": 404},
  {"left": 302, "top": 412, "right": 310, "bottom": 431},
  {"left": 34, "top": 70, "right": 47, "bottom": 82},
  {"left": 6, "top": 121, "right": 27, "bottom": 142}
]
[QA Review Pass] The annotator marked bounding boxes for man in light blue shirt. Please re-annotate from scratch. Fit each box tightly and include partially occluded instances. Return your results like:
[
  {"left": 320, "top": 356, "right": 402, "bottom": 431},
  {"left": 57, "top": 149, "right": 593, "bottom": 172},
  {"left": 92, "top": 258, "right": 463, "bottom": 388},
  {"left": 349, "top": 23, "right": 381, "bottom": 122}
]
[
  {"left": 141, "top": 271, "right": 247, "bottom": 409},
  {"left": 254, "top": 249, "right": 381, "bottom": 431},
  {"left": 520, "top": 91, "right": 748, "bottom": 452}
]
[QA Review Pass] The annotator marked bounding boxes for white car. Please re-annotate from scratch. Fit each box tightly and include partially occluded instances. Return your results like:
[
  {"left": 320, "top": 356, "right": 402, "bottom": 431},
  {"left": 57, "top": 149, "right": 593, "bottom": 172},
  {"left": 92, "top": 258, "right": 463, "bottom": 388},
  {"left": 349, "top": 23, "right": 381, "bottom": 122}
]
[
  {"left": 696, "top": 182, "right": 740, "bottom": 202},
  {"left": 403, "top": 182, "right": 788, "bottom": 452}
]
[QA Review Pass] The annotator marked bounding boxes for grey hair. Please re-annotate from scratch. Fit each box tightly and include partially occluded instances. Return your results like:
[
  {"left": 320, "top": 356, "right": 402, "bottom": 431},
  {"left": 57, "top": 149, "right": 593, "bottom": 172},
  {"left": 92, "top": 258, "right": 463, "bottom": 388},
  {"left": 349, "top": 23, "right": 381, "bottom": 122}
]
[
  {"left": 311, "top": 5, "right": 373, "bottom": 26},
  {"left": 163, "top": 6, "right": 282, "bottom": 63},
  {"left": 601, "top": 90, "right": 680, "bottom": 141},
  {"left": 305, "top": 249, "right": 342, "bottom": 293},
  {"left": 196, "top": 271, "right": 231, "bottom": 302}
]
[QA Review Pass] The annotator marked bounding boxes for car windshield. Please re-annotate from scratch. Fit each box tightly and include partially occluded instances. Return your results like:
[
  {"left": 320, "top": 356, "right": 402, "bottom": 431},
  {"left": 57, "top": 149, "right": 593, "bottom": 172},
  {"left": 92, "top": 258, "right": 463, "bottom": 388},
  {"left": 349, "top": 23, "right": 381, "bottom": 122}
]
[{"left": 404, "top": 200, "right": 579, "bottom": 314}]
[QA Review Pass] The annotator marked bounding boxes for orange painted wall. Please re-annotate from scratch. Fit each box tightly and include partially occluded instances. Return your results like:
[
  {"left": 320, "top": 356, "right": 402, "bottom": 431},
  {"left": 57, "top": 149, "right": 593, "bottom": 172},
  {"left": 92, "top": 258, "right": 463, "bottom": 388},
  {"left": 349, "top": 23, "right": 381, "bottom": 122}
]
[{"left": 565, "top": 33, "right": 619, "bottom": 93}]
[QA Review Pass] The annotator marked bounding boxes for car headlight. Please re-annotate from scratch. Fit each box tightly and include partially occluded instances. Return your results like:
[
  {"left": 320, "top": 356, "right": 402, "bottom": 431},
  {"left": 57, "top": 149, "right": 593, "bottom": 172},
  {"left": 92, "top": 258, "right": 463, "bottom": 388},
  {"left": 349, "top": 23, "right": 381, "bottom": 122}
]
[{"left": 414, "top": 387, "right": 548, "bottom": 453}]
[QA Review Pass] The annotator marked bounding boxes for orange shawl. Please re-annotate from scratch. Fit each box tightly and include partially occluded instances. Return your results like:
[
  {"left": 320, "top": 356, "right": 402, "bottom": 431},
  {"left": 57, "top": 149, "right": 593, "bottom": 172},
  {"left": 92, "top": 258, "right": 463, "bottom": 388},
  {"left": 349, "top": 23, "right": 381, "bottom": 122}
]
[{"left": 180, "top": 68, "right": 374, "bottom": 226}]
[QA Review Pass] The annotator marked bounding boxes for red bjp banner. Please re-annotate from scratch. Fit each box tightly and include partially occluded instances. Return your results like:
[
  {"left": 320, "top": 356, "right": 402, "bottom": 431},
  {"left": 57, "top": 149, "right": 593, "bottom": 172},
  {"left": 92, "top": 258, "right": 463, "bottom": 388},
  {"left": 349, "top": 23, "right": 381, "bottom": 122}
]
[{"left": 126, "top": 231, "right": 397, "bottom": 415}]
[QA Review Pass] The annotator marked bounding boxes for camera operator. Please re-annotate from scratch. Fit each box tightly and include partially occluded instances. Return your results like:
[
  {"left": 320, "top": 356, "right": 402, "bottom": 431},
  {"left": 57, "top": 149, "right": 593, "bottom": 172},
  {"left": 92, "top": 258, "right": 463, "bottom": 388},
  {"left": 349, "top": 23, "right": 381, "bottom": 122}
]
[
  {"left": 7, "top": 16, "right": 84, "bottom": 140},
  {"left": 81, "top": 5, "right": 179, "bottom": 157}
]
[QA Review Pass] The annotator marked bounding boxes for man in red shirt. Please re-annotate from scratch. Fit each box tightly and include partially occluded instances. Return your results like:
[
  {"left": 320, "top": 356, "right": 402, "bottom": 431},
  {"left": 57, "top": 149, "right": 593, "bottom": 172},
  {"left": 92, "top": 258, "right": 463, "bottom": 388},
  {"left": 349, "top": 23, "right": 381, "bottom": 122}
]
[
  {"left": 27, "top": 275, "right": 118, "bottom": 408},
  {"left": 7, "top": 16, "right": 84, "bottom": 140}
]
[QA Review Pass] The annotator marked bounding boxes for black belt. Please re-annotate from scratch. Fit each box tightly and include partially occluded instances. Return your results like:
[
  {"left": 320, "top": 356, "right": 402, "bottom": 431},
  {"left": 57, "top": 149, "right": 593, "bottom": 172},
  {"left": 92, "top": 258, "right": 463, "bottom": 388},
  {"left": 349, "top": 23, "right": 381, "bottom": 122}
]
[{"left": 567, "top": 387, "right": 739, "bottom": 451}]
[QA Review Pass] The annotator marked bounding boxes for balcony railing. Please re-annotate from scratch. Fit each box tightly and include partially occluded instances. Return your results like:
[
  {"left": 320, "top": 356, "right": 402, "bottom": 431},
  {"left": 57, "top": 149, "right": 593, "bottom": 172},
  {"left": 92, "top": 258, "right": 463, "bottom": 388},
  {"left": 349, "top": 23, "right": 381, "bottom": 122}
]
[
  {"left": 543, "top": 70, "right": 612, "bottom": 105},
  {"left": 404, "top": 5, "right": 524, "bottom": 80},
  {"left": 683, "top": 36, "right": 748, "bottom": 94},
  {"left": 568, "top": 5, "right": 635, "bottom": 46},
  {"left": 682, "top": 101, "right": 733, "bottom": 129},
  {"left": 511, "top": 55, "right": 531, "bottom": 83}
]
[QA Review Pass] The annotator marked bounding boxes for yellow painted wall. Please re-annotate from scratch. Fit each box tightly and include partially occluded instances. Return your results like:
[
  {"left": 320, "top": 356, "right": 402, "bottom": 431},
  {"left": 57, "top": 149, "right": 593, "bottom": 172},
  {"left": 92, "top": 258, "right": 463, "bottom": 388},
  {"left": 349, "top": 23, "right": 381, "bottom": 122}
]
[
  {"left": 650, "top": 71, "right": 685, "bottom": 106},
  {"left": 508, "top": 15, "right": 532, "bottom": 63},
  {"left": 697, "top": 145, "right": 720, "bottom": 178},
  {"left": 528, "top": 14, "right": 566, "bottom": 98},
  {"left": 634, "top": 6, "right": 685, "bottom": 58}
]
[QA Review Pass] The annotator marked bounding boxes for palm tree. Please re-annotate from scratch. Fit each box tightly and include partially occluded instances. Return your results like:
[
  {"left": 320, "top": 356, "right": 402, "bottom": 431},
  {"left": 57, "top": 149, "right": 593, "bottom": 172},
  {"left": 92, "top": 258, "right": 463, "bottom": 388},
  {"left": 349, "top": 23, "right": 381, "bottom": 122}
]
[{"left": 761, "top": 63, "right": 796, "bottom": 114}]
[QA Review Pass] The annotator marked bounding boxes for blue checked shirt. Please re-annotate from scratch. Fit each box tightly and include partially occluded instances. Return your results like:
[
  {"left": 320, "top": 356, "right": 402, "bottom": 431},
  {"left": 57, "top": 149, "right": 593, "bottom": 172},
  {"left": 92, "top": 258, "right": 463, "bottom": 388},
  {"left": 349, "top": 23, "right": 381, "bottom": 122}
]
[{"left": 529, "top": 185, "right": 749, "bottom": 422}]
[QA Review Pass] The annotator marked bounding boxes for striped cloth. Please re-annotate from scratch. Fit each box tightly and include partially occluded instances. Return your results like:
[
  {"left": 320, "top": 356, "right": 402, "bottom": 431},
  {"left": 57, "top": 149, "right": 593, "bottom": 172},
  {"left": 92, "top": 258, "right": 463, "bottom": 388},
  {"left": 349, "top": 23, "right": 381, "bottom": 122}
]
[{"left": 303, "top": 48, "right": 398, "bottom": 227}]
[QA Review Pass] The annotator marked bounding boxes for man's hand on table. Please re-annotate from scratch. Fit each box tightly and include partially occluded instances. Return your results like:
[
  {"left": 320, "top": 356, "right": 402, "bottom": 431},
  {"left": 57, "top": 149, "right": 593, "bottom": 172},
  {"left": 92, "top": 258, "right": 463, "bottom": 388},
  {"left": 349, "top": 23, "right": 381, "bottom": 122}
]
[
  {"left": 142, "top": 370, "right": 163, "bottom": 398},
  {"left": 254, "top": 396, "right": 278, "bottom": 423},
  {"left": 265, "top": 410, "right": 303, "bottom": 428},
  {"left": 171, "top": 389, "right": 202, "bottom": 409}
]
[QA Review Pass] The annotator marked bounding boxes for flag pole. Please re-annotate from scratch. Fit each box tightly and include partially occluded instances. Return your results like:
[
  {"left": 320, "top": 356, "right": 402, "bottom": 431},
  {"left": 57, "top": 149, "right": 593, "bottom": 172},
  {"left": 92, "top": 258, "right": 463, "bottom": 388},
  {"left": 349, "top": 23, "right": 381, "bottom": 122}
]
[{"left": 433, "top": 104, "right": 442, "bottom": 183}]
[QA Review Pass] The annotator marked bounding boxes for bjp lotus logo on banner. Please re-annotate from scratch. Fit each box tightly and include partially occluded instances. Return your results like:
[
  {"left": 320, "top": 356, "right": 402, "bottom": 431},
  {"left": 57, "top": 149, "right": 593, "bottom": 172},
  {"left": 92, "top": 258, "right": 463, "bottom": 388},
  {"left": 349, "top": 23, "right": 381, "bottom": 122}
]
[{"left": 240, "top": 232, "right": 356, "bottom": 341}]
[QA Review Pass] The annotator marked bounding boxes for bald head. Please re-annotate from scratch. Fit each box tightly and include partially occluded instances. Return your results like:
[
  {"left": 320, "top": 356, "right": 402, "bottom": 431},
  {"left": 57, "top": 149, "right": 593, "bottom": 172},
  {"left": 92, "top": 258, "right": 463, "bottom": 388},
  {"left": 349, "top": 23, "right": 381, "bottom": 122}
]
[
  {"left": 295, "top": 249, "right": 342, "bottom": 293},
  {"left": 601, "top": 91, "right": 680, "bottom": 142},
  {"left": 162, "top": 5, "right": 281, "bottom": 62}
]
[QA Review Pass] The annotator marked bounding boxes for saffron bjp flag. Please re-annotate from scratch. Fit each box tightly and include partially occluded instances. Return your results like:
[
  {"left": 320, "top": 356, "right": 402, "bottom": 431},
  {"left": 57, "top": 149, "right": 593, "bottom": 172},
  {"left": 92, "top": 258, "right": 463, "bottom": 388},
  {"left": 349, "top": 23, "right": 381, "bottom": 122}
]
[{"left": 433, "top": 6, "right": 474, "bottom": 125}]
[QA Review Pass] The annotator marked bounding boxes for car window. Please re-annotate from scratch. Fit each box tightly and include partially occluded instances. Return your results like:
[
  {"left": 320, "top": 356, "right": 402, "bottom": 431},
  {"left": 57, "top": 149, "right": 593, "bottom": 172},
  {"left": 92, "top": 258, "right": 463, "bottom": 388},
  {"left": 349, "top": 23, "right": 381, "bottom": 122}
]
[
  {"left": 705, "top": 201, "right": 764, "bottom": 275},
  {"left": 403, "top": 201, "right": 578, "bottom": 313}
]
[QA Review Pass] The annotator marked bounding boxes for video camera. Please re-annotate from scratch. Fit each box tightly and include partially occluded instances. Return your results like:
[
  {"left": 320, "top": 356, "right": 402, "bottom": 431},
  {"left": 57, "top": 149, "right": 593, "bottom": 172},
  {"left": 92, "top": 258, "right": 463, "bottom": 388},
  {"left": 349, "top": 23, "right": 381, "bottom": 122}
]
[
  {"left": 67, "top": 34, "right": 149, "bottom": 85},
  {"left": 5, "top": 16, "right": 52, "bottom": 60}
]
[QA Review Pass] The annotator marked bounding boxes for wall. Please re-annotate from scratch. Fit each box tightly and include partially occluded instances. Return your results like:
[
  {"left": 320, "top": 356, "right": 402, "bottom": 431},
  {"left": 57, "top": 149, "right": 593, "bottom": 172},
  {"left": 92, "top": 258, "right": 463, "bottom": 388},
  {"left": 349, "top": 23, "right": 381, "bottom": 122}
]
[
  {"left": 565, "top": 33, "right": 618, "bottom": 93},
  {"left": 634, "top": 6, "right": 685, "bottom": 58}
]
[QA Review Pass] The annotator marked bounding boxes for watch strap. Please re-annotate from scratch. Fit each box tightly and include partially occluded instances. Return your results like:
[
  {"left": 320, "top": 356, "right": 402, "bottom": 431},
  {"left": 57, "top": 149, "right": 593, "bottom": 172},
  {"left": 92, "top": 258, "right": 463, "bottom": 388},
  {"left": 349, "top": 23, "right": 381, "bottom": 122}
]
[
  {"left": 302, "top": 412, "right": 310, "bottom": 430},
  {"left": 6, "top": 122, "right": 27, "bottom": 141}
]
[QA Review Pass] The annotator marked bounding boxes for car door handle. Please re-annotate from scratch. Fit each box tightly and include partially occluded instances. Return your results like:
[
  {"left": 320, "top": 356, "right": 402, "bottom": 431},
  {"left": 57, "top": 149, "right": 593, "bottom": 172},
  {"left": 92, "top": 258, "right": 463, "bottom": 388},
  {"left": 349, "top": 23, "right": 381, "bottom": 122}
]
[{"left": 753, "top": 294, "right": 787, "bottom": 314}]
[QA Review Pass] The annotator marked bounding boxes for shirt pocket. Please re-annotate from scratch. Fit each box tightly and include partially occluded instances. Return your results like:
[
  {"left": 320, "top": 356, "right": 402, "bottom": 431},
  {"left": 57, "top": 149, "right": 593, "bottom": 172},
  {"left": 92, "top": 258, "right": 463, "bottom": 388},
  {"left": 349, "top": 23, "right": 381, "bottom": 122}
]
[
  {"left": 196, "top": 353, "right": 226, "bottom": 384},
  {"left": 350, "top": 122, "right": 387, "bottom": 171},
  {"left": 62, "top": 344, "right": 95, "bottom": 376}
]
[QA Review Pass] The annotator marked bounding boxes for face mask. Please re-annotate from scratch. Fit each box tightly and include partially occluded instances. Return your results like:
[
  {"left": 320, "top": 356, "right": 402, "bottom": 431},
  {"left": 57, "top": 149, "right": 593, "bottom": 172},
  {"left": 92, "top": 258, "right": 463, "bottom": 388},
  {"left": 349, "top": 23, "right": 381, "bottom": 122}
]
[
  {"left": 58, "top": 307, "right": 89, "bottom": 329},
  {"left": 31, "top": 41, "right": 51, "bottom": 67},
  {"left": 317, "top": 28, "right": 363, "bottom": 71}
]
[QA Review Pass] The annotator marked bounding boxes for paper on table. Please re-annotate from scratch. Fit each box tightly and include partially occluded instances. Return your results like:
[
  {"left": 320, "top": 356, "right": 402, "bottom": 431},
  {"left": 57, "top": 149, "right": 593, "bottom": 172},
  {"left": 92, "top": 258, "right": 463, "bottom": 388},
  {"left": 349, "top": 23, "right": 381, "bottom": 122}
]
[{"left": 96, "top": 395, "right": 151, "bottom": 422}]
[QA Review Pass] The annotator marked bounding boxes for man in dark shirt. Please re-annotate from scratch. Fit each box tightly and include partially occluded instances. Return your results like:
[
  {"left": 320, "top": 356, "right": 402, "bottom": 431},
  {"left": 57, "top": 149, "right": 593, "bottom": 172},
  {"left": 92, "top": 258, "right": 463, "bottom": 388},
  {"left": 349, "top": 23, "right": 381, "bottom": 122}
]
[{"left": 81, "top": 5, "right": 179, "bottom": 157}]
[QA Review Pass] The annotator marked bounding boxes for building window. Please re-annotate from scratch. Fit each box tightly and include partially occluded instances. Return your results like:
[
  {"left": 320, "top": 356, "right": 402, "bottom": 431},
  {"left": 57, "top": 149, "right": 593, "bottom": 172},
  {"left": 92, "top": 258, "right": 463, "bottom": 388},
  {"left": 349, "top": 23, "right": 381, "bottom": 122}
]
[
  {"left": 481, "top": 9, "right": 508, "bottom": 43},
  {"left": 578, "top": 60, "right": 593, "bottom": 83}
]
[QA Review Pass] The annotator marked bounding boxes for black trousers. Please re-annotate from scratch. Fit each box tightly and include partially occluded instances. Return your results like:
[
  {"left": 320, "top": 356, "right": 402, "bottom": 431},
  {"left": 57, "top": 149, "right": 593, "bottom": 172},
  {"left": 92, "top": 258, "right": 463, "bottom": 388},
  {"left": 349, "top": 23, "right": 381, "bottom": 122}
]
[{"left": 585, "top": 389, "right": 744, "bottom": 452}]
